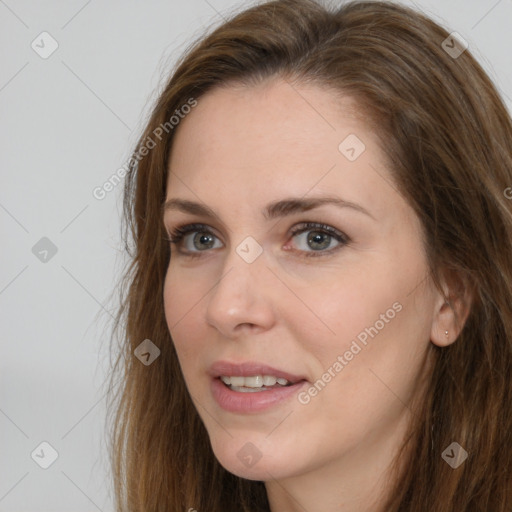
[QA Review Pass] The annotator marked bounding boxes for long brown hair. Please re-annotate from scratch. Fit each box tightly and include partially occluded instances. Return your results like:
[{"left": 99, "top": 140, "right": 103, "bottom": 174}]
[{"left": 105, "top": 1, "right": 512, "bottom": 510}]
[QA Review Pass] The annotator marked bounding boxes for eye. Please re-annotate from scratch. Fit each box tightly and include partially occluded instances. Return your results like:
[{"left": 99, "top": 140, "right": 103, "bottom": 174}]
[
  {"left": 286, "top": 222, "right": 349, "bottom": 257},
  {"left": 165, "top": 222, "right": 349, "bottom": 258},
  {"left": 166, "top": 223, "right": 221, "bottom": 257}
]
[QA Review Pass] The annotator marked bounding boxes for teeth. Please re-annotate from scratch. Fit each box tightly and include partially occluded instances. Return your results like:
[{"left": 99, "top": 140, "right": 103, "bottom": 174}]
[
  {"left": 220, "top": 375, "right": 291, "bottom": 388},
  {"left": 263, "top": 376, "right": 277, "bottom": 386},
  {"left": 220, "top": 376, "right": 231, "bottom": 386}
]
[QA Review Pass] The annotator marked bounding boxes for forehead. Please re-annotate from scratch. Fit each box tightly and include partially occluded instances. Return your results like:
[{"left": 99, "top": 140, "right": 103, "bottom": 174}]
[
  {"left": 166, "top": 78, "right": 395, "bottom": 220},
  {"left": 169, "top": 79, "right": 366, "bottom": 170}
]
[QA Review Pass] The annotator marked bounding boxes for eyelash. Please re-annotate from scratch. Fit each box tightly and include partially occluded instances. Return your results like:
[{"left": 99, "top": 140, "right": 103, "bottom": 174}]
[{"left": 165, "top": 222, "right": 350, "bottom": 259}]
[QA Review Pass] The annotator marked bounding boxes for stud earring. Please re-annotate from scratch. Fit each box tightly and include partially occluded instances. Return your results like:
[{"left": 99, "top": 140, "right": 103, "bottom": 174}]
[{"left": 445, "top": 330, "right": 449, "bottom": 337}]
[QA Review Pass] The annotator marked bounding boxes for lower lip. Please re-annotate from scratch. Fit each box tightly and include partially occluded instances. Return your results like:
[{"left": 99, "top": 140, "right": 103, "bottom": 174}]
[{"left": 210, "top": 377, "right": 308, "bottom": 413}]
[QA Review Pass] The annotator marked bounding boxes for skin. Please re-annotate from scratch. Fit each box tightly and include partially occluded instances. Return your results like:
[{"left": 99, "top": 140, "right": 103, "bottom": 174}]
[{"left": 162, "top": 77, "right": 465, "bottom": 511}]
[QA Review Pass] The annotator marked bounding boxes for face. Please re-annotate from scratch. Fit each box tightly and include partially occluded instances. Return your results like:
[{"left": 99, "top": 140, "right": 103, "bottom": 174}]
[{"left": 163, "top": 78, "right": 439, "bottom": 482}]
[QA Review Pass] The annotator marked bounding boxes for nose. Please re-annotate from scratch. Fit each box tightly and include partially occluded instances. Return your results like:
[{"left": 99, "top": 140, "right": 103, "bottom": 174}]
[{"left": 204, "top": 244, "right": 277, "bottom": 338}]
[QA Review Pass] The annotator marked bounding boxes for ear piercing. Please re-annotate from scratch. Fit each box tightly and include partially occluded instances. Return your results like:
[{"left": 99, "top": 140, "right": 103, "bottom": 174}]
[{"left": 445, "top": 330, "right": 449, "bottom": 337}]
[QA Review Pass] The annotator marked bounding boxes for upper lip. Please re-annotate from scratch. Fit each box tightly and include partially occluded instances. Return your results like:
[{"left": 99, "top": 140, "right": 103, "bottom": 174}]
[{"left": 208, "top": 360, "right": 308, "bottom": 383}]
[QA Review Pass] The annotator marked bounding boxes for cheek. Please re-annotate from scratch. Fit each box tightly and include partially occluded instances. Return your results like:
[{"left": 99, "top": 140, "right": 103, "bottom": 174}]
[
  {"left": 294, "top": 304, "right": 430, "bottom": 453},
  {"left": 316, "top": 287, "right": 432, "bottom": 415},
  {"left": 296, "top": 257, "right": 433, "bottom": 398},
  {"left": 164, "top": 261, "right": 208, "bottom": 317},
  {"left": 286, "top": 268, "right": 399, "bottom": 360},
  {"left": 163, "top": 267, "right": 206, "bottom": 362}
]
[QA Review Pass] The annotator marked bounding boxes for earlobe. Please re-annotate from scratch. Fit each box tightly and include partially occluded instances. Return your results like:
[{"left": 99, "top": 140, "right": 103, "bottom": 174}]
[
  {"left": 430, "top": 270, "right": 473, "bottom": 347},
  {"left": 431, "top": 301, "right": 458, "bottom": 347}
]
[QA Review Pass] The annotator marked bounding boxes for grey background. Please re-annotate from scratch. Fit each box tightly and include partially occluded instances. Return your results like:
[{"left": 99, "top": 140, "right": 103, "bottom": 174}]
[{"left": 1, "top": 0, "right": 510, "bottom": 510}]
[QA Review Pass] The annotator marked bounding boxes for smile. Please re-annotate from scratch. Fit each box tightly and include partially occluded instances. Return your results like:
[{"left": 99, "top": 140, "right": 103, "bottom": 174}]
[{"left": 220, "top": 375, "right": 293, "bottom": 391}]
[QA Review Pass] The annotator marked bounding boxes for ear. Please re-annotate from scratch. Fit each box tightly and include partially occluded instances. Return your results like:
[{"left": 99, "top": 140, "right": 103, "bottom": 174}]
[{"left": 430, "top": 268, "right": 473, "bottom": 347}]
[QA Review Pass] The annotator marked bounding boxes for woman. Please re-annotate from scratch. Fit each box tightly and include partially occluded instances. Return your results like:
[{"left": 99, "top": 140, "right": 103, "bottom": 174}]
[{"left": 106, "top": 0, "right": 512, "bottom": 510}]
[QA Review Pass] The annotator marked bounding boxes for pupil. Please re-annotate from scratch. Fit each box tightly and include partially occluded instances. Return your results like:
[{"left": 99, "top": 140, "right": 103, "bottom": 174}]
[
  {"left": 308, "top": 231, "right": 330, "bottom": 250},
  {"left": 195, "top": 233, "right": 214, "bottom": 249}
]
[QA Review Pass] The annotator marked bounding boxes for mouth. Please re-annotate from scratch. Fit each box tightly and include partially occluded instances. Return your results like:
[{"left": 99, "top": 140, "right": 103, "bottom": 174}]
[
  {"left": 208, "top": 360, "right": 308, "bottom": 384},
  {"left": 218, "top": 374, "right": 305, "bottom": 392},
  {"left": 208, "top": 360, "right": 309, "bottom": 413}
]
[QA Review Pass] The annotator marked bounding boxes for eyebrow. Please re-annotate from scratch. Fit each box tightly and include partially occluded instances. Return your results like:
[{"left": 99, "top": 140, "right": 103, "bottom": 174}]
[{"left": 162, "top": 196, "right": 375, "bottom": 221}]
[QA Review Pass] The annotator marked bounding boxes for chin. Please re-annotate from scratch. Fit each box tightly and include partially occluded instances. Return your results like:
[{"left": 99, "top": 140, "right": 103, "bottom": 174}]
[{"left": 209, "top": 435, "right": 303, "bottom": 481}]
